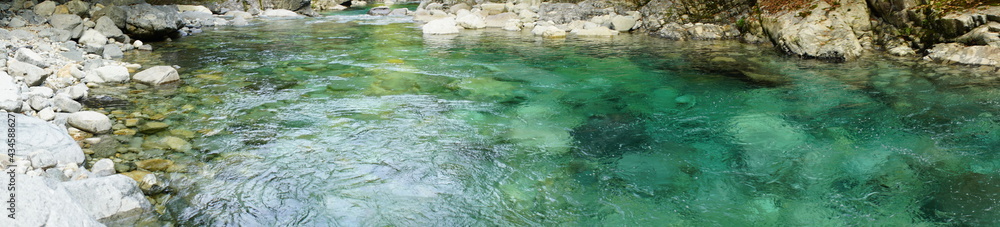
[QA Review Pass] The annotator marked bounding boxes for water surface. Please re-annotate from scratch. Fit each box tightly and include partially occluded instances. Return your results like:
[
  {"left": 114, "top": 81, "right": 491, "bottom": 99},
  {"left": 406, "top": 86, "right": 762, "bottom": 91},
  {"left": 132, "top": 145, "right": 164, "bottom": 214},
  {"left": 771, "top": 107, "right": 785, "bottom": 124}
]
[{"left": 123, "top": 8, "right": 1000, "bottom": 226}]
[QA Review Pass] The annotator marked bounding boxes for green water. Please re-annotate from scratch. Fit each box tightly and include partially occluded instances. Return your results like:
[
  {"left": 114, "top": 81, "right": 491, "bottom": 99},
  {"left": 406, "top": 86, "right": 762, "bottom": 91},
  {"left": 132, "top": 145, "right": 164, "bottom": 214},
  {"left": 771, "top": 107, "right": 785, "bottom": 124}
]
[{"left": 121, "top": 9, "right": 1000, "bottom": 226}]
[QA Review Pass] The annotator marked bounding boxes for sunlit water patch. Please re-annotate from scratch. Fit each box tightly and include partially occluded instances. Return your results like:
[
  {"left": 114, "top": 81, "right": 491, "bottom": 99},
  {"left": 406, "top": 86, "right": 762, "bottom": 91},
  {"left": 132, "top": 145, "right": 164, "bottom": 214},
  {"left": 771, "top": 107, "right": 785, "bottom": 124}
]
[{"left": 120, "top": 8, "right": 1000, "bottom": 226}]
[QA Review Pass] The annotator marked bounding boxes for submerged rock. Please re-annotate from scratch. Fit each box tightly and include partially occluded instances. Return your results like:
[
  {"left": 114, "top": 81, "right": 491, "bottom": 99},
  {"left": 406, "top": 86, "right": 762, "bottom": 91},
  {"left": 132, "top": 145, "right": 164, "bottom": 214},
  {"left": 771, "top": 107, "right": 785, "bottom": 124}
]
[{"left": 133, "top": 66, "right": 180, "bottom": 85}]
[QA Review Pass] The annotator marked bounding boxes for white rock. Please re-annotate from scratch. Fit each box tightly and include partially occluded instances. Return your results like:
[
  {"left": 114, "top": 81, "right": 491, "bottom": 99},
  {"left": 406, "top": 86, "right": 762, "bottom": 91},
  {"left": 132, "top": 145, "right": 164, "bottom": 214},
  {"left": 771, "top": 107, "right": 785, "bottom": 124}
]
[
  {"left": 572, "top": 26, "right": 619, "bottom": 36},
  {"left": 29, "top": 149, "right": 57, "bottom": 169},
  {"left": 8, "top": 61, "right": 48, "bottom": 86},
  {"left": 53, "top": 94, "right": 83, "bottom": 112},
  {"left": 261, "top": 9, "right": 301, "bottom": 17},
  {"left": 485, "top": 12, "right": 518, "bottom": 28},
  {"left": 133, "top": 66, "right": 180, "bottom": 85},
  {"left": 502, "top": 19, "right": 522, "bottom": 31},
  {"left": 481, "top": 3, "right": 506, "bottom": 15},
  {"left": 79, "top": 29, "right": 108, "bottom": 52},
  {"left": 91, "top": 159, "right": 116, "bottom": 177},
  {"left": 0, "top": 114, "right": 85, "bottom": 165},
  {"left": 423, "top": 17, "right": 461, "bottom": 35},
  {"left": 610, "top": 15, "right": 638, "bottom": 32},
  {"left": 177, "top": 5, "right": 213, "bottom": 14},
  {"left": 232, "top": 16, "right": 249, "bottom": 26},
  {"left": 60, "top": 174, "right": 152, "bottom": 221},
  {"left": 224, "top": 10, "right": 253, "bottom": 19},
  {"left": 95, "top": 16, "right": 124, "bottom": 39},
  {"left": 68, "top": 111, "right": 112, "bottom": 134},
  {"left": 94, "top": 65, "right": 130, "bottom": 83},
  {"left": 133, "top": 40, "right": 144, "bottom": 48},
  {"left": 33, "top": 1, "right": 57, "bottom": 17},
  {"left": 64, "top": 83, "right": 89, "bottom": 100},
  {"left": 7, "top": 175, "right": 103, "bottom": 226},
  {"left": 0, "top": 72, "right": 23, "bottom": 111},
  {"left": 15, "top": 48, "right": 47, "bottom": 67},
  {"left": 456, "top": 13, "right": 486, "bottom": 29},
  {"left": 38, "top": 107, "right": 56, "bottom": 121}
]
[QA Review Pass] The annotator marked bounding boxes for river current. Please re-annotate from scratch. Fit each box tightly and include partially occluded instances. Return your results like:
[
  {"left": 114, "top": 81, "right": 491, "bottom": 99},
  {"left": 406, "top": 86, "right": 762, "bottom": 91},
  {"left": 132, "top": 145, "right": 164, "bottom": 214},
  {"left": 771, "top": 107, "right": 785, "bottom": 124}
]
[{"left": 121, "top": 7, "right": 999, "bottom": 226}]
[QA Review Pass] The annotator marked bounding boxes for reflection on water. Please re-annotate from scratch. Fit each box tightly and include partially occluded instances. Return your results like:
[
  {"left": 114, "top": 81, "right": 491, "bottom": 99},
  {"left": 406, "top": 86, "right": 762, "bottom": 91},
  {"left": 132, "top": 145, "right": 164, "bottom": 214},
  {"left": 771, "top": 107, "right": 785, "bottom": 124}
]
[{"left": 123, "top": 8, "right": 1000, "bottom": 226}]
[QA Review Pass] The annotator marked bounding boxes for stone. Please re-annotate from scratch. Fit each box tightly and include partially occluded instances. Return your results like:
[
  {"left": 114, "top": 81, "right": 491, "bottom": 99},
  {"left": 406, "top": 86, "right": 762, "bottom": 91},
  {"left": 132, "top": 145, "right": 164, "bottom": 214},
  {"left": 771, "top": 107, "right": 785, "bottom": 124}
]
[
  {"left": 224, "top": 10, "right": 253, "bottom": 20},
  {"left": 28, "top": 96, "right": 52, "bottom": 111},
  {"left": 389, "top": 8, "right": 408, "bottom": 16},
  {"left": 927, "top": 42, "right": 1000, "bottom": 66},
  {"left": 135, "top": 158, "right": 174, "bottom": 172},
  {"left": 161, "top": 136, "right": 191, "bottom": 152},
  {"left": 0, "top": 73, "right": 21, "bottom": 112},
  {"left": 138, "top": 172, "right": 167, "bottom": 194},
  {"left": 758, "top": 0, "right": 870, "bottom": 61},
  {"left": 79, "top": 29, "right": 108, "bottom": 53},
  {"left": 448, "top": 3, "right": 471, "bottom": 14},
  {"left": 102, "top": 44, "right": 124, "bottom": 59},
  {"left": 95, "top": 16, "right": 124, "bottom": 39},
  {"left": 65, "top": 83, "right": 89, "bottom": 100},
  {"left": 65, "top": 0, "right": 90, "bottom": 17},
  {"left": 367, "top": 6, "right": 391, "bottom": 16},
  {"left": 68, "top": 111, "right": 112, "bottom": 134},
  {"left": 38, "top": 107, "right": 56, "bottom": 121},
  {"left": 261, "top": 9, "right": 302, "bottom": 17},
  {"left": 33, "top": 1, "right": 58, "bottom": 17},
  {"left": 423, "top": 17, "right": 460, "bottom": 35},
  {"left": 93, "top": 65, "right": 130, "bottom": 83},
  {"left": 9, "top": 17, "right": 27, "bottom": 28},
  {"left": 231, "top": 16, "right": 249, "bottom": 26},
  {"left": 0, "top": 114, "right": 85, "bottom": 165},
  {"left": 139, "top": 121, "right": 169, "bottom": 133},
  {"left": 133, "top": 66, "right": 180, "bottom": 85},
  {"left": 177, "top": 5, "right": 212, "bottom": 14},
  {"left": 8, "top": 61, "right": 48, "bottom": 86},
  {"left": 29, "top": 149, "right": 57, "bottom": 169},
  {"left": 53, "top": 94, "right": 83, "bottom": 112},
  {"left": 6, "top": 175, "right": 104, "bottom": 226},
  {"left": 572, "top": 26, "right": 619, "bottom": 36},
  {"left": 119, "top": 3, "right": 183, "bottom": 39},
  {"left": 15, "top": 48, "right": 47, "bottom": 67},
  {"left": 888, "top": 45, "right": 916, "bottom": 56},
  {"left": 485, "top": 12, "right": 518, "bottom": 28},
  {"left": 60, "top": 174, "right": 152, "bottom": 222},
  {"left": 502, "top": 19, "right": 522, "bottom": 31},
  {"left": 481, "top": 3, "right": 506, "bottom": 15},
  {"left": 48, "top": 14, "right": 83, "bottom": 31},
  {"left": 456, "top": 13, "right": 486, "bottom": 29},
  {"left": 92, "top": 158, "right": 116, "bottom": 177},
  {"left": 610, "top": 14, "right": 638, "bottom": 32}
]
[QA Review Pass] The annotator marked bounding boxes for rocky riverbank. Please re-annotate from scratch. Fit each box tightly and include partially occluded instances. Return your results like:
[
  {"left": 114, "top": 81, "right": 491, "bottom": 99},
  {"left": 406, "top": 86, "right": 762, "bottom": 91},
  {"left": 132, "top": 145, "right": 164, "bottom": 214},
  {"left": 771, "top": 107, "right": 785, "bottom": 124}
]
[
  {"left": 407, "top": 0, "right": 1000, "bottom": 73},
  {"left": 0, "top": 1, "right": 319, "bottom": 226}
]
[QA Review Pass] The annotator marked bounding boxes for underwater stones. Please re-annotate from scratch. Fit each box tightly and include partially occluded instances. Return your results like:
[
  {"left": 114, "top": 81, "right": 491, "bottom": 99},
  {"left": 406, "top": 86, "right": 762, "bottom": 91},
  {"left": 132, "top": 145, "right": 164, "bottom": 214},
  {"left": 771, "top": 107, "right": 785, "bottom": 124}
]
[
  {"left": 448, "top": 77, "right": 516, "bottom": 101},
  {"left": 928, "top": 173, "right": 1000, "bottom": 226},
  {"left": 160, "top": 136, "right": 191, "bottom": 152},
  {"left": 507, "top": 123, "right": 573, "bottom": 155},
  {"left": 728, "top": 113, "right": 808, "bottom": 175},
  {"left": 139, "top": 121, "right": 169, "bottom": 133},
  {"left": 133, "top": 66, "right": 180, "bottom": 85},
  {"left": 615, "top": 152, "right": 684, "bottom": 192},
  {"left": 68, "top": 111, "right": 112, "bottom": 134},
  {"left": 135, "top": 158, "right": 174, "bottom": 172}
]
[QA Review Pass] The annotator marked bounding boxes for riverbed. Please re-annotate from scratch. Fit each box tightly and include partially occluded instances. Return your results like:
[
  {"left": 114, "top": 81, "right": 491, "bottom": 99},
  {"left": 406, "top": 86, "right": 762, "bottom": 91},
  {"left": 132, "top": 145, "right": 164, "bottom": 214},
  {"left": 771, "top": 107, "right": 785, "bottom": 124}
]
[{"left": 121, "top": 7, "right": 999, "bottom": 226}]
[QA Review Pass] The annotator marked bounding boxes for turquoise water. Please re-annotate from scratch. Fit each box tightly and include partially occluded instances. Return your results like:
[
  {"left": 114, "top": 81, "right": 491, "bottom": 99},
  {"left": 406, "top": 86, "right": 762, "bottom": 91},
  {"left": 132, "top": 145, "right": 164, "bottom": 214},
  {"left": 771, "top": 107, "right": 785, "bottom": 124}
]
[{"left": 122, "top": 8, "right": 999, "bottom": 226}]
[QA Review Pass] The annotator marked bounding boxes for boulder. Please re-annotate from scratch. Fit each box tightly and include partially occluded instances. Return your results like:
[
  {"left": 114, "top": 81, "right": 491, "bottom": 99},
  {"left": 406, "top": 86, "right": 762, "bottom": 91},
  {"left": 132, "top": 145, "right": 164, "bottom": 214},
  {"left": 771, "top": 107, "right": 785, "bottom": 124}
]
[
  {"left": 6, "top": 175, "right": 104, "bottom": 226},
  {"left": 480, "top": 3, "right": 506, "bottom": 15},
  {"left": 8, "top": 61, "right": 48, "bottom": 86},
  {"left": 610, "top": 14, "right": 638, "bottom": 32},
  {"left": 53, "top": 94, "right": 83, "bottom": 112},
  {"left": 119, "top": 3, "right": 183, "bottom": 40},
  {"left": 103, "top": 44, "right": 124, "bottom": 59},
  {"left": 0, "top": 72, "right": 22, "bottom": 112},
  {"left": 133, "top": 66, "right": 180, "bottom": 85},
  {"left": 95, "top": 16, "right": 124, "bottom": 39},
  {"left": 758, "top": 0, "right": 871, "bottom": 61},
  {"left": 33, "top": 1, "right": 57, "bottom": 17},
  {"left": 456, "top": 13, "right": 486, "bottom": 29},
  {"left": 48, "top": 14, "right": 83, "bottom": 31},
  {"left": 231, "top": 16, "right": 249, "bottom": 26},
  {"left": 0, "top": 114, "right": 85, "bottom": 165},
  {"left": 485, "top": 13, "right": 518, "bottom": 28},
  {"left": 61, "top": 174, "right": 152, "bottom": 222},
  {"left": 502, "top": 19, "right": 522, "bottom": 31},
  {"left": 926, "top": 42, "right": 1000, "bottom": 66},
  {"left": 261, "top": 9, "right": 302, "bottom": 17},
  {"left": 15, "top": 48, "right": 47, "bottom": 67},
  {"left": 367, "top": 6, "right": 390, "bottom": 16},
  {"left": 539, "top": 3, "right": 609, "bottom": 24},
  {"left": 177, "top": 5, "right": 213, "bottom": 14},
  {"left": 423, "top": 17, "right": 460, "bottom": 35},
  {"left": 68, "top": 111, "right": 112, "bottom": 134},
  {"left": 65, "top": 0, "right": 91, "bottom": 17},
  {"left": 448, "top": 3, "right": 471, "bottom": 14},
  {"left": 79, "top": 29, "right": 108, "bottom": 53},
  {"left": 572, "top": 26, "right": 618, "bottom": 36},
  {"left": 94, "top": 65, "right": 130, "bottom": 83}
]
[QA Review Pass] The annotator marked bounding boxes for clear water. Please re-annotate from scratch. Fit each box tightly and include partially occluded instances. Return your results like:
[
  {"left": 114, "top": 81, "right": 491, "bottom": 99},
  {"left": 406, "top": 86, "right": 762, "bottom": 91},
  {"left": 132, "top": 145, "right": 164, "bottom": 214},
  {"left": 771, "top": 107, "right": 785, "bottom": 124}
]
[{"left": 122, "top": 8, "right": 1000, "bottom": 226}]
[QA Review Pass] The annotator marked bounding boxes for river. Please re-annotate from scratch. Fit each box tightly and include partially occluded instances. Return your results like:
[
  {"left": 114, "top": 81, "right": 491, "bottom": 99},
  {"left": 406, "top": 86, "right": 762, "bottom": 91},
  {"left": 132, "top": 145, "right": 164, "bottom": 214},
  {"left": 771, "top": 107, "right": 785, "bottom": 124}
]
[{"left": 121, "top": 7, "right": 999, "bottom": 226}]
